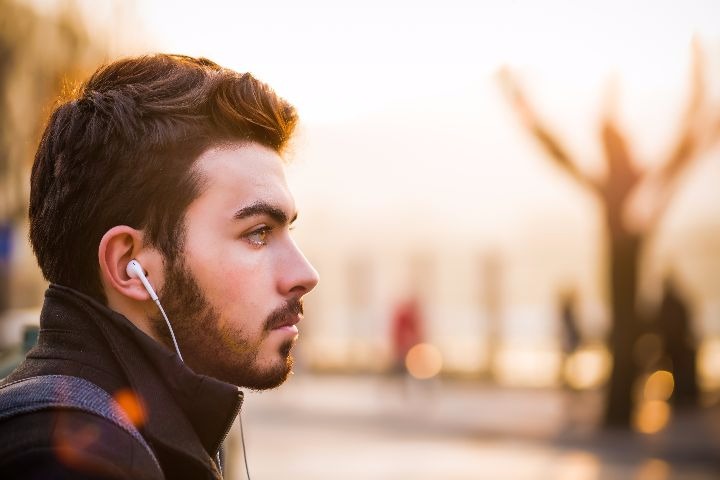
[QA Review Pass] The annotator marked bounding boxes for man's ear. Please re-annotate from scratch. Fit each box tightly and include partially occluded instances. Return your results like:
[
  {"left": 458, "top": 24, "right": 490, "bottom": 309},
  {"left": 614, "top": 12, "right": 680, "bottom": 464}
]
[{"left": 98, "top": 226, "right": 160, "bottom": 302}]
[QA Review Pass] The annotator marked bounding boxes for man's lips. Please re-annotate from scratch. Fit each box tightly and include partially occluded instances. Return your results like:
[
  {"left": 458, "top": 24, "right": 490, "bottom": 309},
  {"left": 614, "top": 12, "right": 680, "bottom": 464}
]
[{"left": 271, "top": 313, "right": 302, "bottom": 330}]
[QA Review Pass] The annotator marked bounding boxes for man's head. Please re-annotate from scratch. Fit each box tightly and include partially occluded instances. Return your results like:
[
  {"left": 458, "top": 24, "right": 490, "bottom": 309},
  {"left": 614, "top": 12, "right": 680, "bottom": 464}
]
[{"left": 29, "top": 54, "right": 319, "bottom": 389}]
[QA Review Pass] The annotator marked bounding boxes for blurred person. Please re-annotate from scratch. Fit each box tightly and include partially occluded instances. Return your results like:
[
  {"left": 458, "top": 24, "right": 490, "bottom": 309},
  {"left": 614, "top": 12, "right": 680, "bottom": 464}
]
[
  {"left": 557, "top": 289, "right": 587, "bottom": 430},
  {"left": 559, "top": 288, "right": 582, "bottom": 388},
  {"left": 0, "top": 54, "right": 318, "bottom": 479},
  {"left": 391, "top": 296, "right": 424, "bottom": 374},
  {"left": 656, "top": 277, "right": 699, "bottom": 407}
]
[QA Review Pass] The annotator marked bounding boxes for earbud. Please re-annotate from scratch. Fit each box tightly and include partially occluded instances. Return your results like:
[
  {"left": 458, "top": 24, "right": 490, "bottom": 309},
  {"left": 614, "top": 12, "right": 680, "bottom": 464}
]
[{"left": 126, "top": 259, "right": 159, "bottom": 301}]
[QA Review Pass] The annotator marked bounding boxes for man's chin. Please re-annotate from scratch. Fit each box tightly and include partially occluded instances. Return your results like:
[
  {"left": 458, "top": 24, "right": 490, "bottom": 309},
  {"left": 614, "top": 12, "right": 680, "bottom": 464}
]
[
  {"left": 242, "top": 354, "right": 294, "bottom": 391},
  {"left": 185, "top": 338, "right": 296, "bottom": 390}
]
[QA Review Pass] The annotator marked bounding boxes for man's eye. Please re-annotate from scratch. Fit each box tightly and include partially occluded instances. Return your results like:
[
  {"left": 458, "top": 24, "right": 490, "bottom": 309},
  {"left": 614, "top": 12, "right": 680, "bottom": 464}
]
[{"left": 245, "top": 227, "right": 271, "bottom": 246}]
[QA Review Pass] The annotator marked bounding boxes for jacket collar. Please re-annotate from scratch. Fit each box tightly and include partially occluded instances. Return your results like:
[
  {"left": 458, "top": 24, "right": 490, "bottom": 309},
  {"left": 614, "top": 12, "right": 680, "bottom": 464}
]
[{"left": 43, "top": 284, "right": 243, "bottom": 471}]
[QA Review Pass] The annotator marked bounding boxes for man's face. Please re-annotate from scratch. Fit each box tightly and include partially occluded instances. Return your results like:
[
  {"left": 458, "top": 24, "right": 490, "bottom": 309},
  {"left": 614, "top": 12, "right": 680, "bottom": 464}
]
[{"left": 152, "top": 143, "right": 319, "bottom": 389}]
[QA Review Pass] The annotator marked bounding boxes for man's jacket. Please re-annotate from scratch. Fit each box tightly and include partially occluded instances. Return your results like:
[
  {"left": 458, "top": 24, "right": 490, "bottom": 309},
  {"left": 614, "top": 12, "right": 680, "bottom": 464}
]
[{"left": 0, "top": 284, "right": 243, "bottom": 479}]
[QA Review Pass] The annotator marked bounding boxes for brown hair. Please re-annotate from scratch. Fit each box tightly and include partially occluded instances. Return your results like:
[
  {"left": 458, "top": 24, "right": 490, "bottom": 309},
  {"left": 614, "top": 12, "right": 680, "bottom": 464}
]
[{"left": 29, "top": 54, "right": 298, "bottom": 302}]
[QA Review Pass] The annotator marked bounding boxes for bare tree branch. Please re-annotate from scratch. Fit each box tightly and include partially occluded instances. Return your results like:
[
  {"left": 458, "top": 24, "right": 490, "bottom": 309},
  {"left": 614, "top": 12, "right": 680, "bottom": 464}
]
[
  {"left": 658, "top": 37, "right": 705, "bottom": 184},
  {"left": 644, "top": 38, "right": 718, "bottom": 233},
  {"left": 498, "top": 68, "right": 601, "bottom": 195}
]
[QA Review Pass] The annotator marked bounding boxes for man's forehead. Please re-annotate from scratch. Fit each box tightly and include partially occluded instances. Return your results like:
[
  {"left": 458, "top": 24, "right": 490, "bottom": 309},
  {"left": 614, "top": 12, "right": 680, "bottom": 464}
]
[
  {"left": 191, "top": 143, "right": 295, "bottom": 217},
  {"left": 195, "top": 142, "right": 283, "bottom": 173}
]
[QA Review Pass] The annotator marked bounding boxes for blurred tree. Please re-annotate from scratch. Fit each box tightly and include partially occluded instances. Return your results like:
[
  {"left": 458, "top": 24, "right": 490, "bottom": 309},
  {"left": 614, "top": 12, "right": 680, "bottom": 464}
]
[
  {"left": 500, "top": 41, "right": 720, "bottom": 428},
  {"left": 0, "top": 0, "right": 103, "bottom": 310}
]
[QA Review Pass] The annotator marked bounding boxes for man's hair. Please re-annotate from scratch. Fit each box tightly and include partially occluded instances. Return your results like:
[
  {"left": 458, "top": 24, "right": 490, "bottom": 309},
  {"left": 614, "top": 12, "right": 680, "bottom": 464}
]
[{"left": 29, "top": 54, "right": 298, "bottom": 303}]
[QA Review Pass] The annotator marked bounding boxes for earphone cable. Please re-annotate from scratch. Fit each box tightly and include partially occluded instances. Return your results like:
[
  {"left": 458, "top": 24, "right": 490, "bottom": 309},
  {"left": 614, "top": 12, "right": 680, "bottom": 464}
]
[
  {"left": 153, "top": 298, "right": 184, "bottom": 363},
  {"left": 240, "top": 412, "right": 251, "bottom": 480}
]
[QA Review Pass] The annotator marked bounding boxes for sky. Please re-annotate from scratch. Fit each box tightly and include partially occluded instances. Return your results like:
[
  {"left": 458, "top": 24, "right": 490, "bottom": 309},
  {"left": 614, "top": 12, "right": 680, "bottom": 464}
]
[{"left": 134, "top": 1, "right": 719, "bottom": 123}]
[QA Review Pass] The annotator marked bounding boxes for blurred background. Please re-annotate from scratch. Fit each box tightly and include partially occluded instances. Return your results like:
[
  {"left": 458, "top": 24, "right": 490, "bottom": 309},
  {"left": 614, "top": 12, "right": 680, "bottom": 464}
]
[{"left": 1, "top": 0, "right": 719, "bottom": 478}]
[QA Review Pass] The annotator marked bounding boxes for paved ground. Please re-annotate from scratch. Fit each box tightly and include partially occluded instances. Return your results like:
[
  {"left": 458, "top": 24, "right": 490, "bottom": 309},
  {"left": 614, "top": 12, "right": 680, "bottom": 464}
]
[{"left": 224, "top": 374, "right": 720, "bottom": 480}]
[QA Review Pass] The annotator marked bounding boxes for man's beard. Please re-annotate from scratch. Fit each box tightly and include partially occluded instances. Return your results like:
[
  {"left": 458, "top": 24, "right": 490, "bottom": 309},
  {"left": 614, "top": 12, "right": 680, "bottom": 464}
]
[{"left": 149, "top": 255, "right": 301, "bottom": 390}]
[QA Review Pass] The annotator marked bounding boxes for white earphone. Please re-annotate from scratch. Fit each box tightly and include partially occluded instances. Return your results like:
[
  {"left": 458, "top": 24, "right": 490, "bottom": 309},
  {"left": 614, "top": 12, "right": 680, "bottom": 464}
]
[
  {"left": 126, "top": 259, "right": 159, "bottom": 301},
  {"left": 126, "top": 259, "right": 184, "bottom": 363}
]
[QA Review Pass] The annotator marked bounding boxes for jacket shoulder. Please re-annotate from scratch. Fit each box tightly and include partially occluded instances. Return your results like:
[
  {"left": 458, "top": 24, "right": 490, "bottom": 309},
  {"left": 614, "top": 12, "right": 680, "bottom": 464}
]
[{"left": 0, "top": 408, "right": 164, "bottom": 479}]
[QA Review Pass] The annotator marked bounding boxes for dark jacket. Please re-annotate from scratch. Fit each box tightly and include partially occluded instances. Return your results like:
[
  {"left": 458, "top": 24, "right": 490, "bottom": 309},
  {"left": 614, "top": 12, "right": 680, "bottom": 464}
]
[{"left": 0, "top": 284, "right": 243, "bottom": 479}]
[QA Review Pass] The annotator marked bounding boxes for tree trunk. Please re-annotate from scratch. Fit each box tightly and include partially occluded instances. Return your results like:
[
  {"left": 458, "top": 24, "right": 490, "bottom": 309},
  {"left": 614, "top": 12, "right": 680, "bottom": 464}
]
[{"left": 603, "top": 223, "right": 643, "bottom": 428}]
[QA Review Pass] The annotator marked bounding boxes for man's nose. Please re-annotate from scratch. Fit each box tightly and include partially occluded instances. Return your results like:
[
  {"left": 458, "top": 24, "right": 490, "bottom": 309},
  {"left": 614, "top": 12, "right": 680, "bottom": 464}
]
[{"left": 279, "top": 239, "right": 319, "bottom": 297}]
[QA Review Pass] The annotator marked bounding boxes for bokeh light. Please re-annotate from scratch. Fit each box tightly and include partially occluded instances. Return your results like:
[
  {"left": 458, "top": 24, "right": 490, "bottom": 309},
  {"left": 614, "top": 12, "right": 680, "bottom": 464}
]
[
  {"left": 113, "top": 388, "right": 147, "bottom": 427},
  {"left": 634, "top": 458, "right": 671, "bottom": 480},
  {"left": 643, "top": 370, "right": 675, "bottom": 402},
  {"left": 697, "top": 337, "right": 720, "bottom": 390},
  {"left": 405, "top": 343, "right": 443, "bottom": 380},
  {"left": 495, "top": 346, "right": 561, "bottom": 387},
  {"left": 556, "top": 451, "right": 600, "bottom": 480},
  {"left": 563, "top": 344, "right": 612, "bottom": 390},
  {"left": 633, "top": 399, "right": 672, "bottom": 434}
]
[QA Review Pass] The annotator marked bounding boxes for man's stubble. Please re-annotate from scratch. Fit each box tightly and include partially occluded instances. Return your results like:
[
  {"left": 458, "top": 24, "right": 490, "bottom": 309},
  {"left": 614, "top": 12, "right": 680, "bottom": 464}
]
[{"left": 150, "top": 253, "right": 297, "bottom": 390}]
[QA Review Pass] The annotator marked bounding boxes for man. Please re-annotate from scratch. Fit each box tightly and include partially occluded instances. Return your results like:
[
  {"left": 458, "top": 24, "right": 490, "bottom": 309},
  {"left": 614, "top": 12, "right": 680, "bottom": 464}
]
[{"left": 0, "top": 54, "right": 319, "bottom": 479}]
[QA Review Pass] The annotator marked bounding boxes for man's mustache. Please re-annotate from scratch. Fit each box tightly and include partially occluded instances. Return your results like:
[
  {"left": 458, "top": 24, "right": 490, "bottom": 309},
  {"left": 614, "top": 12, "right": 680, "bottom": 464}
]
[{"left": 264, "top": 299, "right": 304, "bottom": 331}]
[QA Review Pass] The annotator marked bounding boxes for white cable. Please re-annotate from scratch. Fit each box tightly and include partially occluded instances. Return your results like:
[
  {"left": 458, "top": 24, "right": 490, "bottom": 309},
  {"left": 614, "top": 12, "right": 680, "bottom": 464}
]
[
  {"left": 153, "top": 298, "right": 184, "bottom": 363},
  {"left": 240, "top": 413, "right": 251, "bottom": 480}
]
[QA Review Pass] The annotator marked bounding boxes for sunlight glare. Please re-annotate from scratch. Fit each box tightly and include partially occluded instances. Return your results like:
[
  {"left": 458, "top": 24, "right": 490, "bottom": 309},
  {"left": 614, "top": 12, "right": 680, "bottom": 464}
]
[
  {"left": 556, "top": 451, "right": 600, "bottom": 480},
  {"left": 564, "top": 344, "right": 611, "bottom": 390}
]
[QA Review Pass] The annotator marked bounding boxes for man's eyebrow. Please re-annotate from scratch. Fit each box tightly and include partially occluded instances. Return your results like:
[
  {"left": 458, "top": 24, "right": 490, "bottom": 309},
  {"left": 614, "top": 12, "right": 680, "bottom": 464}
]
[{"left": 232, "top": 201, "right": 298, "bottom": 224}]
